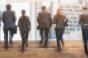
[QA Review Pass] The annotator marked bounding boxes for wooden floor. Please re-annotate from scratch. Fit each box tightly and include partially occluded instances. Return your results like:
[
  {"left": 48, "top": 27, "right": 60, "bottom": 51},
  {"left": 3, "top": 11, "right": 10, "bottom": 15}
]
[{"left": 0, "top": 40, "right": 86, "bottom": 58}]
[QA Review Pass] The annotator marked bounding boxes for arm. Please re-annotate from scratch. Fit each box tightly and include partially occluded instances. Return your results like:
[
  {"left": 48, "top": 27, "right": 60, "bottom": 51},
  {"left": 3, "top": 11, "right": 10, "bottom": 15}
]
[
  {"left": 27, "top": 17, "right": 31, "bottom": 30},
  {"left": 0, "top": 11, "right": 1, "bottom": 27},
  {"left": 0, "top": 11, "right": 1, "bottom": 21},
  {"left": 65, "top": 16, "right": 68, "bottom": 24},
  {"left": 64, "top": 15, "right": 68, "bottom": 26},
  {"left": 49, "top": 13, "right": 52, "bottom": 26},
  {"left": 12, "top": 11, "right": 16, "bottom": 24},
  {"left": 18, "top": 18, "right": 21, "bottom": 27},
  {"left": 53, "top": 15, "right": 57, "bottom": 24},
  {"left": 79, "top": 15, "right": 82, "bottom": 25},
  {"left": 2, "top": 12, "right": 5, "bottom": 23},
  {"left": 37, "top": 13, "right": 41, "bottom": 24}
]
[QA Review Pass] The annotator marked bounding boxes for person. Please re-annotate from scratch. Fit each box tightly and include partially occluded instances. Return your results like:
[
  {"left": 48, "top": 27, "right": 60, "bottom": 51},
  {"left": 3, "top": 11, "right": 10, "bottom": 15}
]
[
  {"left": 79, "top": 7, "right": 88, "bottom": 57},
  {"left": 37, "top": 6, "right": 52, "bottom": 48},
  {"left": 0, "top": 10, "right": 1, "bottom": 27},
  {"left": 18, "top": 10, "right": 31, "bottom": 52},
  {"left": 2, "top": 4, "right": 16, "bottom": 49},
  {"left": 0, "top": 10, "right": 1, "bottom": 40},
  {"left": 53, "top": 8, "right": 68, "bottom": 52}
]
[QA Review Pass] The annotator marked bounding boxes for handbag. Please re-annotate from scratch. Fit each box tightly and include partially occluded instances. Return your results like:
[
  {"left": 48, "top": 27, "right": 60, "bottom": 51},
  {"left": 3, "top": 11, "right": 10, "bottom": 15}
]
[{"left": 12, "top": 25, "right": 17, "bottom": 34}]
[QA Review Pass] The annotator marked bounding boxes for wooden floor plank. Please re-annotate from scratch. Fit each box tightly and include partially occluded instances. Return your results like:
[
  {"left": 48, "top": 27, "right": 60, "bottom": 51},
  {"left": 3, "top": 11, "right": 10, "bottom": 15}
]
[{"left": 0, "top": 40, "right": 86, "bottom": 58}]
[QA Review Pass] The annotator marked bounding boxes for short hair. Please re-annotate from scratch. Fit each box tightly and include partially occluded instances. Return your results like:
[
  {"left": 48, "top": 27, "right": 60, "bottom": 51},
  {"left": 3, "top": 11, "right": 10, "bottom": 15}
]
[
  {"left": 22, "top": 10, "right": 25, "bottom": 12},
  {"left": 41, "top": 6, "right": 46, "bottom": 9},
  {"left": 22, "top": 10, "right": 26, "bottom": 14},
  {"left": 82, "top": 7, "right": 87, "bottom": 10},
  {"left": 6, "top": 4, "right": 11, "bottom": 8}
]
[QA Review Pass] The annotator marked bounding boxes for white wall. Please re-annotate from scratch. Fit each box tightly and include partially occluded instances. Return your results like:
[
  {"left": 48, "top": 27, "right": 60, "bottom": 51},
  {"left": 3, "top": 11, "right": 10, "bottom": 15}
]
[{"left": 0, "top": 0, "right": 84, "bottom": 41}]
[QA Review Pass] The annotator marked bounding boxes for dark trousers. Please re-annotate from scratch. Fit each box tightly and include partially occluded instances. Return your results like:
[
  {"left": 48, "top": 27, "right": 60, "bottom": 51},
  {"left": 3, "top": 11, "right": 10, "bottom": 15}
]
[
  {"left": 39, "top": 28, "right": 50, "bottom": 48},
  {"left": 20, "top": 31, "right": 29, "bottom": 52},
  {"left": 82, "top": 28, "right": 88, "bottom": 56},
  {"left": 55, "top": 28, "right": 64, "bottom": 51},
  {"left": 3, "top": 28, "right": 14, "bottom": 49}
]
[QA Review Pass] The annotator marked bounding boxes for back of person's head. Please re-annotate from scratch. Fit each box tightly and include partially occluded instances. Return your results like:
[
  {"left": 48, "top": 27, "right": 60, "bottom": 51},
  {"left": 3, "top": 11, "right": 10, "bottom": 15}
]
[
  {"left": 41, "top": 6, "right": 46, "bottom": 12},
  {"left": 56, "top": 8, "right": 63, "bottom": 16},
  {"left": 22, "top": 10, "right": 26, "bottom": 15},
  {"left": 42, "top": 6, "right": 46, "bottom": 10},
  {"left": 6, "top": 4, "right": 11, "bottom": 10},
  {"left": 82, "top": 7, "right": 87, "bottom": 10}
]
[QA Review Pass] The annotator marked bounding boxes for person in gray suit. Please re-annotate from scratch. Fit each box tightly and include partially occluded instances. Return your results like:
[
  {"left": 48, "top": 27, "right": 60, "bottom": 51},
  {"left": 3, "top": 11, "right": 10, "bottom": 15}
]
[
  {"left": 53, "top": 8, "right": 68, "bottom": 52},
  {"left": 0, "top": 10, "right": 1, "bottom": 26},
  {"left": 0, "top": 10, "right": 1, "bottom": 40},
  {"left": 18, "top": 10, "right": 31, "bottom": 52},
  {"left": 37, "top": 6, "right": 52, "bottom": 48},
  {"left": 79, "top": 7, "right": 88, "bottom": 57},
  {"left": 2, "top": 4, "right": 16, "bottom": 49}
]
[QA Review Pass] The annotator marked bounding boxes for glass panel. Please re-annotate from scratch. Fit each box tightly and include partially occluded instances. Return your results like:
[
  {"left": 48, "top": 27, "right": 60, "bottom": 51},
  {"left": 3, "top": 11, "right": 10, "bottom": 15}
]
[
  {"left": 59, "top": 0, "right": 82, "bottom": 40},
  {"left": 0, "top": 0, "right": 84, "bottom": 41}
]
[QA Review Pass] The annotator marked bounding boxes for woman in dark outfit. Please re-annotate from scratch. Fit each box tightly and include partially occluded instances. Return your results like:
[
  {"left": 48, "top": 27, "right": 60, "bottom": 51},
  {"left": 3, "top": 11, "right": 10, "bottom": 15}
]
[
  {"left": 18, "top": 10, "right": 31, "bottom": 52},
  {"left": 53, "top": 8, "right": 68, "bottom": 52}
]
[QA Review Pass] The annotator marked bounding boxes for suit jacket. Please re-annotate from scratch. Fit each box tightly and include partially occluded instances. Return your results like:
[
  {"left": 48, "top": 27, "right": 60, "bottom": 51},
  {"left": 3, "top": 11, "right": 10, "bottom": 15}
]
[
  {"left": 2, "top": 10, "right": 16, "bottom": 29},
  {"left": 0, "top": 11, "right": 1, "bottom": 27},
  {"left": 37, "top": 12, "right": 52, "bottom": 29},
  {"left": 53, "top": 15, "right": 68, "bottom": 28},
  {"left": 18, "top": 16, "right": 31, "bottom": 33},
  {"left": 79, "top": 13, "right": 88, "bottom": 29}
]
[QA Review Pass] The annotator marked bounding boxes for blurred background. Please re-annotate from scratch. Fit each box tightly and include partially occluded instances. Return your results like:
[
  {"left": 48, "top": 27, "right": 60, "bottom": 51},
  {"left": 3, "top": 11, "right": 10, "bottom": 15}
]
[{"left": 0, "top": 0, "right": 88, "bottom": 41}]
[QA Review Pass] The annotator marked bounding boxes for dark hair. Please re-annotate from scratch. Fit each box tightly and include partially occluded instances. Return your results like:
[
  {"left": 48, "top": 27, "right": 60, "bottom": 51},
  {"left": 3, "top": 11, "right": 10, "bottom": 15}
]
[
  {"left": 22, "top": 9, "right": 26, "bottom": 15},
  {"left": 41, "top": 6, "right": 46, "bottom": 9},
  {"left": 6, "top": 4, "right": 11, "bottom": 8},
  {"left": 6, "top": 4, "right": 11, "bottom": 10},
  {"left": 22, "top": 10, "right": 25, "bottom": 12},
  {"left": 82, "top": 7, "right": 87, "bottom": 10}
]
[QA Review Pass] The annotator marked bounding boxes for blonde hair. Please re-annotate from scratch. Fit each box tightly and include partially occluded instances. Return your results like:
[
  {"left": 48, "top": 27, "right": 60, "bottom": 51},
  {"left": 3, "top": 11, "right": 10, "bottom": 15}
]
[{"left": 56, "top": 8, "right": 62, "bottom": 16}]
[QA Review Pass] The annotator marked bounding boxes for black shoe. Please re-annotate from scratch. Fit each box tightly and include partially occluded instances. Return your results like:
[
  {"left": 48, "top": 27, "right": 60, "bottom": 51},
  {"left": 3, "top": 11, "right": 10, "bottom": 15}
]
[
  {"left": 44, "top": 45, "right": 48, "bottom": 48},
  {"left": 9, "top": 40, "right": 13, "bottom": 45},
  {"left": 39, "top": 41, "right": 43, "bottom": 44},
  {"left": 25, "top": 40, "right": 28, "bottom": 47},
  {"left": 21, "top": 48, "right": 25, "bottom": 53},
  {"left": 39, "top": 38, "right": 43, "bottom": 44},
  {"left": 18, "top": 48, "right": 25, "bottom": 53},
  {"left": 9, "top": 44, "right": 13, "bottom": 48},
  {"left": 25, "top": 43, "right": 28, "bottom": 47},
  {"left": 4, "top": 47, "right": 8, "bottom": 50},
  {"left": 26, "top": 44, "right": 28, "bottom": 47},
  {"left": 62, "top": 43, "right": 64, "bottom": 47},
  {"left": 57, "top": 48, "right": 62, "bottom": 52},
  {"left": 86, "top": 54, "right": 88, "bottom": 58}
]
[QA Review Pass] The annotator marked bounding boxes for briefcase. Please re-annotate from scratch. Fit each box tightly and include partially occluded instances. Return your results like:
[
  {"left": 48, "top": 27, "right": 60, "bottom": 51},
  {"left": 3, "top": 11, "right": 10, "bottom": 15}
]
[{"left": 12, "top": 25, "right": 17, "bottom": 34}]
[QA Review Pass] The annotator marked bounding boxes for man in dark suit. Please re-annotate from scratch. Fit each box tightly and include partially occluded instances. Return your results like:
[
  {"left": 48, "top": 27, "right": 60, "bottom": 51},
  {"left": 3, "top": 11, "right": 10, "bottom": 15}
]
[
  {"left": 2, "top": 4, "right": 16, "bottom": 49},
  {"left": 37, "top": 6, "right": 52, "bottom": 48},
  {"left": 18, "top": 10, "right": 31, "bottom": 52},
  {"left": 0, "top": 10, "right": 1, "bottom": 27},
  {"left": 0, "top": 10, "right": 1, "bottom": 39},
  {"left": 79, "top": 7, "right": 88, "bottom": 57}
]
